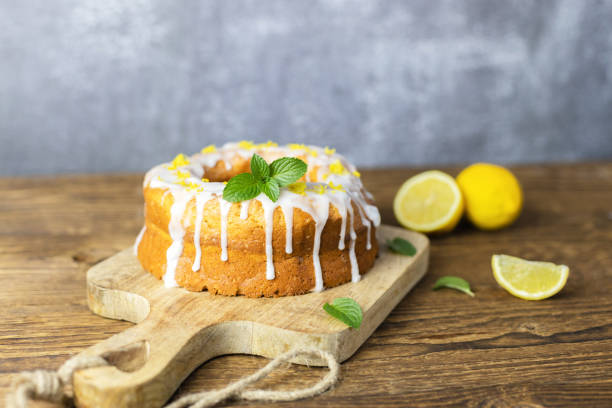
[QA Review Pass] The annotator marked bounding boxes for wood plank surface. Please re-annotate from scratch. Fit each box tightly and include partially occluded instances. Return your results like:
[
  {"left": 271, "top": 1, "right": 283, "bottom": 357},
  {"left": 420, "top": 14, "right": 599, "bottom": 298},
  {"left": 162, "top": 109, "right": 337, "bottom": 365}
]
[
  {"left": 1, "top": 162, "right": 611, "bottom": 407},
  {"left": 75, "top": 225, "right": 427, "bottom": 408}
]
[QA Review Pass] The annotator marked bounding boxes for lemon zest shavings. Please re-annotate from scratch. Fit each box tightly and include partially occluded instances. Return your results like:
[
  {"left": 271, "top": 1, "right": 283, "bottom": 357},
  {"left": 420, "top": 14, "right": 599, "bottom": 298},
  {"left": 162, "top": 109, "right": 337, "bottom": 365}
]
[
  {"left": 175, "top": 170, "right": 190, "bottom": 182},
  {"left": 288, "top": 181, "right": 307, "bottom": 196},
  {"left": 186, "top": 181, "right": 204, "bottom": 192},
  {"left": 309, "top": 184, "right": 327, "bottom": 195},
  {"left": 256, "top": 140, "right": 278, "bottom": 149},
  {"left": 324, "top": 146, "right": 336, "bottom": 155},
  {"left": 288, "top": 143, "right": 306, "bottom": 150},
  {"left": 201, "top": 145, "right": 216, "bottom": 154},
  {"left": 329, "top": 159, "right": 346, "bottom": 175},
  {"left": 238, "top": 140, "right": 256, "bottom": 150},
  {"left": 167, "top": 153, "right": 190, "bottom": 170},
  {"left": 328, "top": 181, "right": 345, "bottom": 192}
]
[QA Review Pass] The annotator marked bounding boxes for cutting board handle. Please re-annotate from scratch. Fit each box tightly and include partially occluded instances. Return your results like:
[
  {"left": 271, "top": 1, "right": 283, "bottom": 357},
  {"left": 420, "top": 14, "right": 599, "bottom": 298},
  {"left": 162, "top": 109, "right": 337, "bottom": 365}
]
[{"left": 71, "top": 316, "right": 227, "bottom": 408}]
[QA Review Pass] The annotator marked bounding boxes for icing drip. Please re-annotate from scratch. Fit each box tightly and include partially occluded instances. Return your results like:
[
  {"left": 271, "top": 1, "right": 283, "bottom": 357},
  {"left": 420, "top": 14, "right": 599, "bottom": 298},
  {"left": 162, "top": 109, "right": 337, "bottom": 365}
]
[
  {"left": 310, "top": 196, "right": 330, "bottom": 292},
  {"left": 240, "top": 200, "right": 250, "bottom": 220},
  {"left": 219, "top": 199, "right": 232, "bottom": 262},
  {"left": 163, "top": 191, "right": 191, "bottom": 287},
  {"left": 355, "top": 203, "right": 372, "bottom": 250},
  {"left": 336, "top": 198, "right": 348, "bottom": 250},
  {"left": 134, "top": 226, "right": 146, "bottom": 256},
  {"left": 260, "top": 195, "right": 276, "bottom": 280},
  {"left": 346, "top": 202, "right": 360, "bottom": 283},
  {"left": 191, "top": 194, "right": 208, "bottom": 272},
  {"left": 281, "top": 204, "right": 294, "bottom": 254}
]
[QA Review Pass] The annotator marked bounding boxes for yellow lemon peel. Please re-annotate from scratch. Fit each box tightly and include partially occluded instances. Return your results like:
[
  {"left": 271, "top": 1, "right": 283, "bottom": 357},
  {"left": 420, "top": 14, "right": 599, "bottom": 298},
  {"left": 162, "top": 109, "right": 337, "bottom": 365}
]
[
  {"left": 324, "top": 146, "right": 336, "bottom": 155},
  {"left": 167, "top": 153, "right": 190, "bottom": 170},
  {"left": 310, "top": 184, "right": 327, "bottom": 195},
  {"left": 288, "top": 143, "right": 306, "bottom": 150},
  {"left": 175, "top": 170, "right": 190, "bottom": 182},
  {"left": 329, "top": 159, "right": 346, "bottom": 175},
  {"left": 328, "top": 181, "right": 345, "bottom": 192},
  {"left": 288, "top": 181, "right": 307, "bottom": 195},
  {"left": 256, "top": 140, "right": 278, "bottom": 149},
  {"left": 186, "top": 181, "right": 204, "bottom": 192},
  {"left": 238, "top": 140, "right": 256, "bottom": 150},
  {"left": 201, "top": 145, "right": 216, "bottom": 154}
]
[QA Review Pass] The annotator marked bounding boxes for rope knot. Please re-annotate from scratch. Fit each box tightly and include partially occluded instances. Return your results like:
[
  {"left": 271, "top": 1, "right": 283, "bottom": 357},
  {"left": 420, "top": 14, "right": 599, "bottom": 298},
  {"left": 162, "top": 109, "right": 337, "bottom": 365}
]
[
  {"left": 10, "top": 369, "right": 64, "bottom": 407},
  {"left": 7, "top": 354, "right": 108, "bottom": 408}
]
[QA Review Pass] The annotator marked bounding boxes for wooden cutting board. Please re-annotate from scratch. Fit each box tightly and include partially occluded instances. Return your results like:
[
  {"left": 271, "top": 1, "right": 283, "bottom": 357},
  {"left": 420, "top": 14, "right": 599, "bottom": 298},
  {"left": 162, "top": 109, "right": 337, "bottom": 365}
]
[{"left": 73, "top": 225, "right": 429, "bottom": 408}]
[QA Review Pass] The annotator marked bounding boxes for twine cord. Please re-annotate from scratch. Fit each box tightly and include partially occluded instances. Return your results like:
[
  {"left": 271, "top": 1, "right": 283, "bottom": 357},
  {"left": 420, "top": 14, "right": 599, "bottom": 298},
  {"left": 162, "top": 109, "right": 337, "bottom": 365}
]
[{"left": 7, "top": 348, "right": 339, "bottom": 408}]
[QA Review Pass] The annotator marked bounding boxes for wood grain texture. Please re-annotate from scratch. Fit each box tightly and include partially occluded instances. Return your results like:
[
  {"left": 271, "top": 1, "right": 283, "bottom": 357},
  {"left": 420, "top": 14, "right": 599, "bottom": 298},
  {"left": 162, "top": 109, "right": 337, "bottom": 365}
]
[
  {"left": 1, "top": 163, "right": 612, "bottom": 407},
  {"left": 74, "top": 225, "right": 427, "bottom": 407}
]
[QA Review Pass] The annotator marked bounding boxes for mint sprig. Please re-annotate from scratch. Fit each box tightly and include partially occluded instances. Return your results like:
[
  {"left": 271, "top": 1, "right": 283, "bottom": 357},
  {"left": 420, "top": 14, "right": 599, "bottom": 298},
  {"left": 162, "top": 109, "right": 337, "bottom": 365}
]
[
  {"left": 223, "top": 154, "right": 307, "bottom": 202},
  {"left": 323, "top": 297, "right": 363, "bottom": 328}
]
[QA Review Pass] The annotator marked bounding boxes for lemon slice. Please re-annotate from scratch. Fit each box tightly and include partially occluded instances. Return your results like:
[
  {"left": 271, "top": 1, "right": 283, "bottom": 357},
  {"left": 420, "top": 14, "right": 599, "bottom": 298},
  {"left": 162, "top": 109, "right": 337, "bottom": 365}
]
[
  {"left": 492, "top": 254, "right": 569, "bottom": 300},
  {"left": 393, "top": 170, "right": 464, "bottom": 233}
]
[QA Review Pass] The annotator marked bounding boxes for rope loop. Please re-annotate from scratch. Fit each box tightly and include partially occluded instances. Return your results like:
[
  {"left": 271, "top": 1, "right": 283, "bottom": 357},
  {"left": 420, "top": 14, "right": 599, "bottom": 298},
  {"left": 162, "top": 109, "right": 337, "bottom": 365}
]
[{"left": 7, "top": 347, "right": 339, "bottom": 408}]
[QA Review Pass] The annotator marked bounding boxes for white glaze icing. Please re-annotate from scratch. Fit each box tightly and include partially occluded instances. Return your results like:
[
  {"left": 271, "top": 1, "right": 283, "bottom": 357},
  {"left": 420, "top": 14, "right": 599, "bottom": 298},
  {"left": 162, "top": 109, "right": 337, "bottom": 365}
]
[
  {"left": 240, "top": 200, "right": 250, "bottom": 220},
  {"left": 192, "top": 193, "right": 213, "bottom": 272},
  {"left": 309, "top": 194, "right": 330, "bottom": 292},
  {"left": 280, "top": 203, "right": 293, "bottom": 254},
  {"left": 346, "top": 199, "right": 360, "bottom": 283},
  {"left": 141, "top": 142, "right": 381, "bottom": 291},
  {"left": 164, "top": 190, "right": 191, "bottom": 287},
  {"left": 219, "top": 199, "right": 232, "bottom": 262},
  {"left": 260, "top": 195, "right": 276, "bottom": 280}
]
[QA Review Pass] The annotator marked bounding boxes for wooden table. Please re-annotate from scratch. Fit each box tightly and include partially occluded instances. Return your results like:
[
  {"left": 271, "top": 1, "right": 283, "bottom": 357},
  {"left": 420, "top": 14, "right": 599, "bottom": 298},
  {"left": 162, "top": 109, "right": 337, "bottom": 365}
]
[{"left": 1, "top": 163, "right": 611, "bottom": 407}]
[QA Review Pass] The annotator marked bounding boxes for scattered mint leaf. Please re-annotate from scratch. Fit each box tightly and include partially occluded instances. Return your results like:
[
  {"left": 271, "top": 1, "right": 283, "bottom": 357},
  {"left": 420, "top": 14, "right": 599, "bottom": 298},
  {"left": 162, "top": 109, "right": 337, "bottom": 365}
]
[
  {"left": 222, "top": 173, "right": 261, "bottom": 202},
  {"left": 433, "top": 276, "right": 475, "bottom": 297},
  {"left": 260, "top": 179, "right": 280, "bottom": 202},
  {"left": 270, "top": 157, "right": 308, "bottom": 187},
  {"left": 323, "top": 297, "right": 363, "bottom": 328},
  {"left": 250, "top": 153, "right": 270, "bottom": 180},
  {"left": 387, "top": 237, "right": 417, "bottom": 256}
]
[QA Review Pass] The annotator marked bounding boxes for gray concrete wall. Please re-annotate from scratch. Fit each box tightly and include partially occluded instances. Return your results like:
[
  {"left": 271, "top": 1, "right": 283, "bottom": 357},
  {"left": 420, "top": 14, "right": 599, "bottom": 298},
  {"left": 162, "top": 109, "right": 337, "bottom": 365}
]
[{"left": 1, "top": 0, "right": 612, "bottom": 175}]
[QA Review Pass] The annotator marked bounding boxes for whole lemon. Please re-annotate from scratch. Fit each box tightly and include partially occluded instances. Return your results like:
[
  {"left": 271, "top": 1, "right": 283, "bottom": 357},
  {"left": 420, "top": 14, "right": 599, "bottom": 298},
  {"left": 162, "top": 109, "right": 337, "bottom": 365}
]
[{"left": 456, "top": 163, "right": 523, "bottom": 230}]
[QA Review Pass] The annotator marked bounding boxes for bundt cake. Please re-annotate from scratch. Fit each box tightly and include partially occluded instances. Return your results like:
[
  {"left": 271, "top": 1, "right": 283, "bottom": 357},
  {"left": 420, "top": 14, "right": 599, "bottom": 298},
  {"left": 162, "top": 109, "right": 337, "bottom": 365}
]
[{"left": 134, "top": 141, "right": 381, "bottom": 297}]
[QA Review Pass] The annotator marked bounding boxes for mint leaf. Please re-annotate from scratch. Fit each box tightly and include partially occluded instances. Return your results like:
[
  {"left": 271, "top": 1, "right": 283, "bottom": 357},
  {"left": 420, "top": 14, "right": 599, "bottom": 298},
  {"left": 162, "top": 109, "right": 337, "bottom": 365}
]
[
  {"left": 270, "top": 157, "right": 307, "bottom": 187},
  {"left": 323, "top": 297, "right": 363, "bottom": 328},
  {"left": 387, "top": 237, "right": 417, "bottom": 256},
  {"left": 433, "top": 276, "right": 475, "bottom": 297},
  {"left": 223, "top": 173, "right": 261, "bottom": 202},
  {"left": 260, "top": 180, "right": 280, "bottom": 202},
  {"left": 250, "top": 153, "right": 270, "bottom": 180},
  {"left": 222, "top": 155, "right": 308, "bottom": 203}
]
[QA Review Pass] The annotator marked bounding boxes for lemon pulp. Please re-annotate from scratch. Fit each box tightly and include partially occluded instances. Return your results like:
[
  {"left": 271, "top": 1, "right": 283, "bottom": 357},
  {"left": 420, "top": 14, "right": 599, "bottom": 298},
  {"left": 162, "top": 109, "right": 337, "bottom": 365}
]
[
  {"left": 492, "top": 254, "right": 569, "bottom": 300},
  {"left": 393, "top": 170, "right": 464, "bottom": 233}
]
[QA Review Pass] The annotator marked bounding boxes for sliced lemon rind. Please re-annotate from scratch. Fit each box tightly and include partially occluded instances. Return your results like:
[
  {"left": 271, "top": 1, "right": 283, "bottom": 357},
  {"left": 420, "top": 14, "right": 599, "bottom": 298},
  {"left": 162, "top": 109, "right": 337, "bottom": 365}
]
[
  {"left": 492, "top": 254, "right": 569, "bottom": 300},
  {"left": 393, "top": 170, "right": 463, "bottom": 233}
]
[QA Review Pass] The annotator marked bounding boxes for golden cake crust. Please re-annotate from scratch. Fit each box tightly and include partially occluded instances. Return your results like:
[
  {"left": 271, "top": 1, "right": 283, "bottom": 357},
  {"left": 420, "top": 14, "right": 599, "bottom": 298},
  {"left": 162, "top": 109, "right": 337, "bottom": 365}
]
[{"left": 138, "top": 186, "right": 378, "bottom": 297}]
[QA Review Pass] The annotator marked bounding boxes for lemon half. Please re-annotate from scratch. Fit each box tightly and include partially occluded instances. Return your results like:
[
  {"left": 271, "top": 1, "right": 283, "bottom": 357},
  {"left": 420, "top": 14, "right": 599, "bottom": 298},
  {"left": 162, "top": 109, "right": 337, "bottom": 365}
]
[
  {"left": 393, "top": 170, "right": 464, "bottom": 233},
  {"left": 492, "top": 254, "right": 569, "bottom": 300}
]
